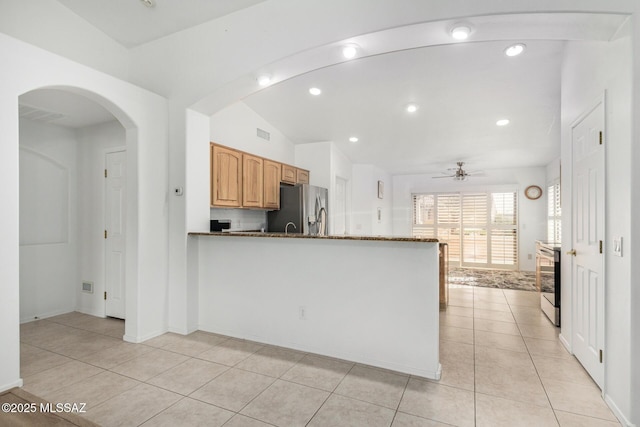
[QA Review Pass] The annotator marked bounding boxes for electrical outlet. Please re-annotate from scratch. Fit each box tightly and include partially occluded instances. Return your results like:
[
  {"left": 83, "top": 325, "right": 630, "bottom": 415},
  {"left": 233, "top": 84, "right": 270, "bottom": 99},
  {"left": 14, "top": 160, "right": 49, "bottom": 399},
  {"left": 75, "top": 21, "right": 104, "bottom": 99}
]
[
  {"left": 299, "top": 306, "right": 307, "bottom": 320},
  {"left": 613, "top": 237, "right": 623, "bottom": 257}
]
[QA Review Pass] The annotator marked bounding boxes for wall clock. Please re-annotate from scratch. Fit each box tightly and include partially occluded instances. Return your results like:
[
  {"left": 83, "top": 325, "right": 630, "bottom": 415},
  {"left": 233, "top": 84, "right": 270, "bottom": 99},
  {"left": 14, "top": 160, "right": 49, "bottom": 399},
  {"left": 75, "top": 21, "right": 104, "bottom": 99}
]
[{"left": 524, "top": 185, "right": 543, "bottom": 200}]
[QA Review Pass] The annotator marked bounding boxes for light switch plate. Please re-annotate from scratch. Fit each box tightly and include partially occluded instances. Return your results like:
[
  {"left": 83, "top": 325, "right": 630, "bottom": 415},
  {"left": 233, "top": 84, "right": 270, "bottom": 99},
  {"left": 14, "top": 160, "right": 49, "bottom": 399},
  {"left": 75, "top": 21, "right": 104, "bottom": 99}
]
[{"left": 613, "top": 237, "right": 623, "bottom": 257}]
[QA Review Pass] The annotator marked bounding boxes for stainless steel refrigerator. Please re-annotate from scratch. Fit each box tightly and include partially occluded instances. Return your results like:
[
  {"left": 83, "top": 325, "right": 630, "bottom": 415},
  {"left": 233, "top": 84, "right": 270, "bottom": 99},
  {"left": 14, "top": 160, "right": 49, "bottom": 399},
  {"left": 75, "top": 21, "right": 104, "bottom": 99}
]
[{"left": 267, "top": 184, "right": 328, "bottom": 235}]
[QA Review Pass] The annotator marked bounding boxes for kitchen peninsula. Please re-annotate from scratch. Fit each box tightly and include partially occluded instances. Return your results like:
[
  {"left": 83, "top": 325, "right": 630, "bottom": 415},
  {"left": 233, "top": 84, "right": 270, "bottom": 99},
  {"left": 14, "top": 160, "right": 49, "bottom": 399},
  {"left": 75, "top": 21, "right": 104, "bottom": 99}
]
[{"left": 188, "top": 232, "right": 441, "bottom": 379}]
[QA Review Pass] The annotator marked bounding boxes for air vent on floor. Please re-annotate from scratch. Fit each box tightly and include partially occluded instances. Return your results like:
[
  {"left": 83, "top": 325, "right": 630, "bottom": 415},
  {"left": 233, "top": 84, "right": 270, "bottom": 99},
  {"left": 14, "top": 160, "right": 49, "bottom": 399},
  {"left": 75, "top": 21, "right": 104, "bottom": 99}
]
[
  {"left": 257, "top": 128, "right": 270, "bottom": 141},
  {"left": 19, "top": 104, "right": 66, "bottom": 124},
  {"left": 82, "top": 281, "right": 94, "bottom": 293}
]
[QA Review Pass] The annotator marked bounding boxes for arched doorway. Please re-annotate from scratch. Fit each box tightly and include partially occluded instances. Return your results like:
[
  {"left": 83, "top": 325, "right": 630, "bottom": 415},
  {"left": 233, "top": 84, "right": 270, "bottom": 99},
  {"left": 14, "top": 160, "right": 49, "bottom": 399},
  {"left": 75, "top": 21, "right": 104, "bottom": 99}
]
[{"left": 19, "top": 88, "right": 128, "bottom": 325}]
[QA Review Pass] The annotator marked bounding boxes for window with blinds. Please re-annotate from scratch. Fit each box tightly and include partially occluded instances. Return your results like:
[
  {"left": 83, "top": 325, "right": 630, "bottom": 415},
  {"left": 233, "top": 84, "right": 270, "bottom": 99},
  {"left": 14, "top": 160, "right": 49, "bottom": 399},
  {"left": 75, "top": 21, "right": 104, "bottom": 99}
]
[
  {"left": 413, "top": 191, "right": 518, "bottom": 269},
  {"left": 547, "top": 181, "right": 561, "bottom": 243}
]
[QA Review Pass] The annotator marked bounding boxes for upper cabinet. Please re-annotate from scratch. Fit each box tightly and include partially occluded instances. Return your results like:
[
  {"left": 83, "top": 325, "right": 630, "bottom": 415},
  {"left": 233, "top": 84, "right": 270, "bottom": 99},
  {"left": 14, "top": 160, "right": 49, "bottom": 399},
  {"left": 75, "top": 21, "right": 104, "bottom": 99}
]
[
  {"left": 263, "top": 160, "right": 281, "bottom": 209},
  {"left": 281, "top": 164, "right": 296, "bottom": 184},
  {"left": 296, "top": 168, "right": 309, "bottom": 184},
  {"left": 282, "top": 164, "right": 309, "bottom": 185},
  {"left": 242, "top": 154, "right": 263, "bottom": 208},
  {"left": 211, "top": 144, "right": 242, "bottom": 207},
  {"left": 211, "top": 143, "right": 310, "bottom": 209}
]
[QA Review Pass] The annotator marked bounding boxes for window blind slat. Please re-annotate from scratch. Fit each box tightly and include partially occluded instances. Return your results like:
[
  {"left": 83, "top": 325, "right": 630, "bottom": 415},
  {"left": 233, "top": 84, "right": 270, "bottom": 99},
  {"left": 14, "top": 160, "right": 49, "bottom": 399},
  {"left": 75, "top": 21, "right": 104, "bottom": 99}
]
[{"left": 412, "top": 190, "right": 518, "bottom": 269}]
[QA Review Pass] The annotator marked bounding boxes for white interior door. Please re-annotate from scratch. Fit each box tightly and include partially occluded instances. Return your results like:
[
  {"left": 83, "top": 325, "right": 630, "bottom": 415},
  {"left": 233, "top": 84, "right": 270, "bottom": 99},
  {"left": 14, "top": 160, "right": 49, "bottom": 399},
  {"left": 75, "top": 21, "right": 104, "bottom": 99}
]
[
  {"left": 571, "top": 100, "right": 605, "bottom": 388},
  {"left": 105, "top": 150, "right": 126, "bottom": 319}
]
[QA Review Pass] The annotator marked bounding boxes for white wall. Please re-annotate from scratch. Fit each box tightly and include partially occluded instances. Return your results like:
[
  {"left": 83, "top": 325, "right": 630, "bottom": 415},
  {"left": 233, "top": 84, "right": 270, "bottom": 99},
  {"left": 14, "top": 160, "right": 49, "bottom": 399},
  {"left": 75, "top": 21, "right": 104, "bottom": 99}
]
[
  {"left": 0, "top": 0, "right": 129, "bottom": 80},
  {"left": 19, "top": 119, "right": 78, "bottom": 322},
  {"left": 352, "top": 165, "right": 393, "bottom": 236},
  {"left": 560, "top": 31, "right": 633, "bottom": 422},
  {"left": 197, "top": 235, "right": 440, "bottom": 378},
  {"left": 210, "top": 102, "right": 295, "bottom": 164},
  {"left": 295, "top": 141, "right": 354, "bottom": 235},
  {"left": 18, "top": 119, "right": 126, "bottom": 322},
  {"left": 76, "top": 120, "right": 126, "bottom": 317},
  {"left": 546, "top": 158, "right": 561, "bottom": 183},
  {"left": 392, "top": 167, "right": 547, "bottom": 271},
  {"left": 205, "top": 101, "right": 297, "bottom": 231},
  {"left": 0, "top": 33, "right": 169, "bottom": 392},
  {"left": 295, "top": 142, "right": 332, "bottom": 189}
]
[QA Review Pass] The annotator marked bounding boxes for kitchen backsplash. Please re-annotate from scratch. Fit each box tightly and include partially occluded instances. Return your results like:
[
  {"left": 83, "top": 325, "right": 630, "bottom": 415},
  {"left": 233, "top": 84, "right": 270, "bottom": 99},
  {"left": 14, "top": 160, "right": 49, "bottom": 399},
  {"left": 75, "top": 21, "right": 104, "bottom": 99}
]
[{"left": 210, "top": 208, "right": 267, "bottom": 231}]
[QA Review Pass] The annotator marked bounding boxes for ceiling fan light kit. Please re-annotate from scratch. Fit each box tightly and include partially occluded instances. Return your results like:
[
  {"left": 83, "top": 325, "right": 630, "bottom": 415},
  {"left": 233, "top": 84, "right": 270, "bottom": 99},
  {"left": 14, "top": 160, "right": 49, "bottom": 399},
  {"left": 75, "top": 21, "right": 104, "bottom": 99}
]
[{"left": 433, "top": 161, "right": 482, "bottom": 181}]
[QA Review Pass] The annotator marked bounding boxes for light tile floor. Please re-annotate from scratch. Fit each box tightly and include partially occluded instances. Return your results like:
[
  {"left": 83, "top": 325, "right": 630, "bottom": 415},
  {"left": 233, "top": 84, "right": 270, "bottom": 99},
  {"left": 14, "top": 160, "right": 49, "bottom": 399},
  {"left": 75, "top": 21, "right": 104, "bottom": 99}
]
[{"left": 15, "top": 285, "right": 621, "bottom": 427}]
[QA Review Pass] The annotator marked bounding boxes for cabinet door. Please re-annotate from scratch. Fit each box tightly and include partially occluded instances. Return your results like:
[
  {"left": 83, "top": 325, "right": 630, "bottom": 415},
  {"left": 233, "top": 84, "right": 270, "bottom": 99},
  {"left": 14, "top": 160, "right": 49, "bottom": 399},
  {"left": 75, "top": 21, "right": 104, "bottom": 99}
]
[
  {"left": 281, "top": 164, "right": 296, "bottom": 184},
  {"left": 296, "top": 169, "right": 309, "bottom": 184},
  {"left": 263, "top": 160, "right": 281, "bottom": 209},
  {"left": 211, "top": 145, "right": 242, "bottom": 207},
  {"left": 242, "top": 154, "right": 263, "bottom": 208}
]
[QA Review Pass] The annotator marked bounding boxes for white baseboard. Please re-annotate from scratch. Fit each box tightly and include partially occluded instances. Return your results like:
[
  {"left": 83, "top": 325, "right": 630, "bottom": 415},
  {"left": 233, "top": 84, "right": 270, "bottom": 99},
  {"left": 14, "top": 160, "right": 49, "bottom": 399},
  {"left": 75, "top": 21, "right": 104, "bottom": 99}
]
[
  {"left": 0, "top": 378, "right": 23, "bottom": 393},
  {"left": 76, "top": 308, "right": 105, "bottom": 318},
  {"left": 20, "top": 308, "right": 75, "bottom": 324},
  {"left": 558, "top": 333, "right": 571, "bottom": 353},
  {"left": 198, "top": 323, "right": 442, "bottom": 380},
  {"left": 123, "top": 329, "right": 167, "bottom": 344},
  {"left": 168, "top": 325, "right": 198, "bottom": 335},
  {"left": 604, "top": 394, "right": 635, "bottom": 427}
]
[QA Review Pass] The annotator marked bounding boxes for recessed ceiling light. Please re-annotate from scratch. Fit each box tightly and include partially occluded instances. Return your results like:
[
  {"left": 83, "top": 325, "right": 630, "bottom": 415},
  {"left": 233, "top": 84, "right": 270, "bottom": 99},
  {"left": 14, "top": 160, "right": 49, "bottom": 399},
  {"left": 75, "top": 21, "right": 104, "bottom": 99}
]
[
  {"left": 496, "top": 119, "right": 510, "bottom": 126},
  {"left": 257, "top": 75, "right": 271, "bottom": 87},
  {"left": 451, "top": 25, "right": 471, "bottom": 40},
  {"left": 505, "top": 43, "right": 526, "bottom": 57},
  {"left": 342, "top": 44, "right": 359, "bottom": 59},
  {"left": 140, "top": 0, "right": 155, "bottom": 7},
  {"left": 406, "top": 103, "right": 419, "bottom": 113},
  {"left": 349, "top": 137, "right": 359, "bottom": 143},
  {"left": 309, "top": 87, "right": 322, "bottom": 96}
]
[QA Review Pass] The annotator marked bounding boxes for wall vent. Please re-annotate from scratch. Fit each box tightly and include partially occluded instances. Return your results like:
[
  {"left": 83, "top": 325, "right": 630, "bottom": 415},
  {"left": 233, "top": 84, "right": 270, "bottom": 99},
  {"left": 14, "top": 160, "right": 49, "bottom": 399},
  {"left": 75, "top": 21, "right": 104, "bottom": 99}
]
[
  {"left": 19, "top": 104, "right": 65, "bottom": 124},
  {"left": 82, "top": 281, "right": 94, "bottom": 293},
  {"left": 257, "top": 128, "right": 270, "bottom": 141}
]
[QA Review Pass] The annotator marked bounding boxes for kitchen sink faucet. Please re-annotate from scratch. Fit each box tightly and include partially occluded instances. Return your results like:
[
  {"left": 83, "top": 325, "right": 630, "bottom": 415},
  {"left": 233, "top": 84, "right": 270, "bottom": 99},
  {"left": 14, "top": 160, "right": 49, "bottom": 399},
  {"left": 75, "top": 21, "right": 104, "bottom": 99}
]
[{"left": 285, "top": 222, "right": 297, "bottom": 234}]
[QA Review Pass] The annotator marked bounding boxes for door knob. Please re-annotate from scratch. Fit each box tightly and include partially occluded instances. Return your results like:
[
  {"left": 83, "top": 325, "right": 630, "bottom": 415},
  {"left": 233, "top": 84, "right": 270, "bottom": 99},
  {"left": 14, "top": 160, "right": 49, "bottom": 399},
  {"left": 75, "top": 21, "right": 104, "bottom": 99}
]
[{"left": 567, "top": 249, "right": 577, "bottom": 256}]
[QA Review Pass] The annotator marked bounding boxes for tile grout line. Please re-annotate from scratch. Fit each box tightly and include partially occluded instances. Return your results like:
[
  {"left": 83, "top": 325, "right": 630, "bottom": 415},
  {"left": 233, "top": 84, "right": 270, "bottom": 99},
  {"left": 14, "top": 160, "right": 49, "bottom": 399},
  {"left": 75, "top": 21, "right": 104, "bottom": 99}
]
[{"left": 504, "top": 286, "right": 562, "bottom": 426}]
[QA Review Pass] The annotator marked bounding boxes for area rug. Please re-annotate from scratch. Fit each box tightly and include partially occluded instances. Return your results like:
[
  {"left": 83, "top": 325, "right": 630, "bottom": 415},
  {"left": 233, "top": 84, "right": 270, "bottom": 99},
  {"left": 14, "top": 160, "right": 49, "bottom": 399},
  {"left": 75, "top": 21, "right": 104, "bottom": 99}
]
[
  {"left": 0, "top": 388, "right": 98, "bottom": 427},
  {"left": 448, "top": 268, "right": 548, "bottom": 292}
]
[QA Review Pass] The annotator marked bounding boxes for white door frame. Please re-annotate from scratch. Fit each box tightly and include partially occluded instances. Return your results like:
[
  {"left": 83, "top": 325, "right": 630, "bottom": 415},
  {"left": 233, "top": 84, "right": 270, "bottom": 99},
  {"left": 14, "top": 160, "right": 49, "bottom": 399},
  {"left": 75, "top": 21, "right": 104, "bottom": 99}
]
[
  {"left": 568, "top": 94, "right": 606, "bottom": 390},
  {"left": 104, "top": 147, "right": 127, "bottom": 319}
]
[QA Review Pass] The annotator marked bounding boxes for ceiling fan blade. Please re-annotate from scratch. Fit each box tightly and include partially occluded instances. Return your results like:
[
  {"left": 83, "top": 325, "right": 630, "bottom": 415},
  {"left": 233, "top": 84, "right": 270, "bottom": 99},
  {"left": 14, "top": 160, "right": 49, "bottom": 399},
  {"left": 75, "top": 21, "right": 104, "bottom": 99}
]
[{"left": 433, "top": 175, "right": 455, "bottom": 179}]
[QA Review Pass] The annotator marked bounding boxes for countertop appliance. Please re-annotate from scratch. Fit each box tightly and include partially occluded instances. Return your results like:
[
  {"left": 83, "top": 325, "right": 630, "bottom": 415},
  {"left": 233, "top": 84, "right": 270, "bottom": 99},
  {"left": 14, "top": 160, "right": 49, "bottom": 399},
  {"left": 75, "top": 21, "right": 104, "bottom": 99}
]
[
  {"left": 536, "top": 241, "right": 561, "bottom": 326},
  {"left": 267, "top": 184, "right": 328, "bottom": 235}
]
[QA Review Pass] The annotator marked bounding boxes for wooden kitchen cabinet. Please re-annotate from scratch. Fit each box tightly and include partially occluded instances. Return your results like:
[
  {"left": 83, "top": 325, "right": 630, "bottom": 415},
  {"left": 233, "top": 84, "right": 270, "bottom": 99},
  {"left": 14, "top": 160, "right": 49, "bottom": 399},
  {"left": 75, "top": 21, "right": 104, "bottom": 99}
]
[
  {"left": 296, "top": 168, "right": 309, "bottom": 184},
  {"left": 242, "top": 154, "right": 263, "bottom": 208},
  {"left": 211, "top": 144, "right": 242, "bottom": 207},
  {"left": 263, "top": 159, "right": 281, "bottom": 209},
  {"left": 281, "top": 164, "right": 296, "bottom": 184}
]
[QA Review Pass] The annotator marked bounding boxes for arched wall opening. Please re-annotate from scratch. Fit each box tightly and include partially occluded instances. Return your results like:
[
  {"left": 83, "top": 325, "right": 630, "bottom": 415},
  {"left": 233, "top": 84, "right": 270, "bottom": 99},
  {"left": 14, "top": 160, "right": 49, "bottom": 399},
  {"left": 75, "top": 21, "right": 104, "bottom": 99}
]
[
  {"left": 18, "top": 87, "right": 129, "bottom": 329},
  {"left": 0, "top": 33, "right": 169, "bottom": 392}
]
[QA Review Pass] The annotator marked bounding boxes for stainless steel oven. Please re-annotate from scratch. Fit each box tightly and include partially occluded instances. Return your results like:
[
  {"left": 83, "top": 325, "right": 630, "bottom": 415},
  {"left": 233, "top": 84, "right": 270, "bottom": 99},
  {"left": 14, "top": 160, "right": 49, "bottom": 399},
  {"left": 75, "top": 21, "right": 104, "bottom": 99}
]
[{"left": 536, "top": 241, "right": 561, "bottom": 326}]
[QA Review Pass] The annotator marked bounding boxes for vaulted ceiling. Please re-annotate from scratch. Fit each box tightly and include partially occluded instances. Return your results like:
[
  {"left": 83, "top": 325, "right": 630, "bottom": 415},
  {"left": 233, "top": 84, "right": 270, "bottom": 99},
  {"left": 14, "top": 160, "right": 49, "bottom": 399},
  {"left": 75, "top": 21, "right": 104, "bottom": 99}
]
[{"left": 19, "top": 2, "right": 629, "bottom": 174}]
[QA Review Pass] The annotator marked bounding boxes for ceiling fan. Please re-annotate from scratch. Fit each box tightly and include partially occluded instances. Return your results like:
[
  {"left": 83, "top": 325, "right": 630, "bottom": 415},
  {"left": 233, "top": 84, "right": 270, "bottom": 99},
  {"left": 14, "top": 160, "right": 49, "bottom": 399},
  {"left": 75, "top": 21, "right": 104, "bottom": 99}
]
[{"left": 433, "top": 161, "right": 482, "bottom": 181}]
